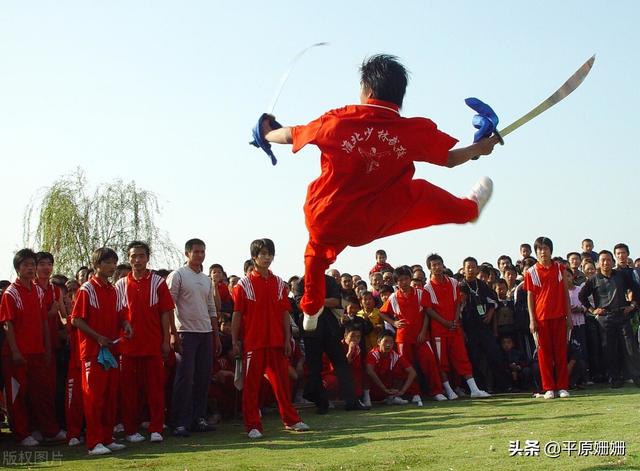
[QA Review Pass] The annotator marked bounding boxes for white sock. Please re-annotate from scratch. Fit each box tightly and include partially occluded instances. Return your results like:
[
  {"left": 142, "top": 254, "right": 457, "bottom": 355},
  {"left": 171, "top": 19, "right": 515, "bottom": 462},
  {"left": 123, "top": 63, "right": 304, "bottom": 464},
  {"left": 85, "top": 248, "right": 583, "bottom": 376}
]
[
  {"left": 363, "top": 389, "right": 371, "bottom": 402},
  {"left": 466, "top": 377, "right": 481, "bottom": 393},
  {"left": 443, "top": 381, "right": 455, "bottom": 397}
]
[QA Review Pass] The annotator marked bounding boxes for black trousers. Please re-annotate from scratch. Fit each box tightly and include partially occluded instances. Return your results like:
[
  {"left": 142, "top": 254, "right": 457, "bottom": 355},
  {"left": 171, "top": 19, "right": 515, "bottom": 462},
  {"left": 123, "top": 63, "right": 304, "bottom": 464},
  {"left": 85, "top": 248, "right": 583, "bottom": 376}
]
[
  {"left": 597, "top": 313, "right": 640, "bottom": 381},
  {"left": 465, "top": 327, "right": 509, "bottom": 391},
  {"left": 303, "top": 315, "right": 355, "bottom": 408},
  {"left": 585, "top": 315, "right": 606, "bottom": 380}
]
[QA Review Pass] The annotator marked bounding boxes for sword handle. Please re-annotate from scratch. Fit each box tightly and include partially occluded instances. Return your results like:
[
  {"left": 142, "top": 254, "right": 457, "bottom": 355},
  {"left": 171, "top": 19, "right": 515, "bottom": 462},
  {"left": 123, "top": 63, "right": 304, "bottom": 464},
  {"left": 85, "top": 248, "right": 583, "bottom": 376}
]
[{"left": 471, "top": 131, "right": 504, "bottom": 160}]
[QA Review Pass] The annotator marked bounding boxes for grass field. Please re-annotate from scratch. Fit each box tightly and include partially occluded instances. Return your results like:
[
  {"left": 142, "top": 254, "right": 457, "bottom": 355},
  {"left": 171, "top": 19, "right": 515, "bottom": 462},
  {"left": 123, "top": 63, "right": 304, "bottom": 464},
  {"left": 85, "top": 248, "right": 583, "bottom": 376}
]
[{"left": 1, "top": 385, "right": 639, "bottom": 470}]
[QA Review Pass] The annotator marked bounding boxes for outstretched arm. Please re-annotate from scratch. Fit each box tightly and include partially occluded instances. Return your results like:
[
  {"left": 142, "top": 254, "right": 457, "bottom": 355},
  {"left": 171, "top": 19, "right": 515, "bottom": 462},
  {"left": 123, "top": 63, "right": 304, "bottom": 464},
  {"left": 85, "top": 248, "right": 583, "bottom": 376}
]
[
  {"left": 262, "top": 115, "right": 293, "bottom": 144},
  {"left": 446, "top": 135, "right": 499, "bottom": 168}
]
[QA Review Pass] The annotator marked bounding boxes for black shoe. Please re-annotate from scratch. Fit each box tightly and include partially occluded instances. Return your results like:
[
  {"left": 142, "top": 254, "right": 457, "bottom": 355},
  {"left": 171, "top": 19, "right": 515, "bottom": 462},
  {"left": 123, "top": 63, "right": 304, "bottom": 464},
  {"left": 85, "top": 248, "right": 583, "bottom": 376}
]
[
  {"left": 191, "top": 418, "right": 216, "bottom": 432},
  {"left": 316, "top": 399, "right": 329, "bottom": 415},
  {"left": 172, "top": 426, "right": 190, "bottom": 438},
  {"left": 345, "top": 400, "right": 370, "bottom": 411}
]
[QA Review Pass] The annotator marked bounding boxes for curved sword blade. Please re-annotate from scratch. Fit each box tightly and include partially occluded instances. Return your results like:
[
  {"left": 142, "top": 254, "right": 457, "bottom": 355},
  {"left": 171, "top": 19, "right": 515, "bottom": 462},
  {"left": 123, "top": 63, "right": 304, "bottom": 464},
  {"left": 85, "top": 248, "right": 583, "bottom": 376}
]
[{"left": 498, "top": 54, "right": 595, "bottom": 138}]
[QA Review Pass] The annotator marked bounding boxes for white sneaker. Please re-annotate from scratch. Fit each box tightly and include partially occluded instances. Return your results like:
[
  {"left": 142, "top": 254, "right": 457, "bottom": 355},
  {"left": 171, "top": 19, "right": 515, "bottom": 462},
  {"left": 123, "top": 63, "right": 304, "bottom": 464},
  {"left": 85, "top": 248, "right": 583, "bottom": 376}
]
[
  {"left": 88, "top": 443, "right": 112, "bottom": 456},
  {"left": 362, "top": 391, "right": 372, "bottom": 408},
  {"left": 247, "top": 429, "right": 263, "bottom": 439},
  {"left": 150, "top": 432, "right": 163, "bottom": 443},
  {"left": 106, "top": 442, "right": 126, "bottom": 451},
  {"left": 411, "top": 395, "right": 423, "bottom": 407},
  {"left": 446, "top": 390, "right": 459, "bottom": 400},
  {"left": 558, "top": 389, "right": 570, "bottom": 398},
  {"left": 46, "top": 429, "right": 67, "bottom": 442},
  {"left": 113, "top": 423, "right": 124, "bottom": 433},
  {"left": 20, "top": 436, "right": 39, "bottom": 447},
  {"left": 468, "top": 176, "right": 493, "bottom": 220},
  {"left": 386, "top": 396, "right": 409, "bottom": 405},
  {"left": 433, "top": 393, "right": 448, "bottom": 401},
  {"left": 68, "top": 437, "right": 82, "bottom": 446},
  {"left": 470, "top": 390, "right": 491, "bottom": 398},
  {"left": 543, "top": 390, "right": 555, "bottom": 399},
  {"left": 285, "top": 421, "right": 310, "bottom": 432},
  {"left": 125, "top": 432, "right": 146, "bottom": 443},
  {"left": 302, "top": 308, "right": 323, "bottom": 331}
]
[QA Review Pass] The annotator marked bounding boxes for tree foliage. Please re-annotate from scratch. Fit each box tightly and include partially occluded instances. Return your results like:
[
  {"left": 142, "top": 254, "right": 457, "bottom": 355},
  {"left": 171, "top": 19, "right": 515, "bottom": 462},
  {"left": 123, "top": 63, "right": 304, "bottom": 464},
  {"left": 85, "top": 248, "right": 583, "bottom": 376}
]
[{"left": 23, "top": 168, "right": 181, "bottom": 275}]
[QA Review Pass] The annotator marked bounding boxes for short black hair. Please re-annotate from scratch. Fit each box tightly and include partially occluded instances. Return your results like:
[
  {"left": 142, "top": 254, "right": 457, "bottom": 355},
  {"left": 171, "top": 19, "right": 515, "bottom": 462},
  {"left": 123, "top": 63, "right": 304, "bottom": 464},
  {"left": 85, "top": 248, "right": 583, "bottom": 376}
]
[
  {"left": 343, "top": 322, "right": 361, "bottom": 335},
  {"left": 493, "top": 279, "right": 507, "bottom": 289},
  {"left": 566, "top": 252, "right": 581, "bottom": 260},
  {"left": 393, "top": 265, "right": 413, "bottom": 282},
  {"left": 341, "top": 273, "right": 352, "bottom": 279},
  {"left": 497, "top": 255, "right": 513, "bottom": 265},
  {"left": 13, "top": 248, "right": 37, "bottom": 271},
  {"left": 375, "top": 249, "right": 387, "bottom": 257},
  {"left": 0, "top": 280, "right": 11, "bottom": 292},
  {"left": 520, "top": 243, "right": 532, "bottom": 250},
  {"left": 91, "top": 247, "right": 118, "bottom": 268},
  {"left": 185, "top": 238, "right": 206, "bottom": 252},
  {"left": 360, "top": 54, "right": 409, "bottom": 108},
  {"left": 379, "top": 284, "right": 394, "bottom": 295},
  {"left": 598, "top": 249, "right": 614, "bottom": 261},
  {"left": 613, "top": 243, "right": 630, "bottom": 254},
  {"left": 463, "top": 256, "right": 478, "bottom": 266},
  {"left": 127, "top": 240, "right": 151, "bottom": 257},
  {"left": 209, "top": 263, "right": 224, "bottom": 275},
  {"left": 426, "top": 253, "right": 444, "bottom": 269},
  {"left": 250, "top": 238, "right": 275, "bottom": 258},
  {"left": 534, "top": 236, "right": 553, "bottom": 254},
  {"left": 479, "top": 265, "right": 492, "bottom": 277},
  {"left": 243, "top": 259, "right": 254, "bottom": 274},
  {"left": 377, "top": 329, "right": 396, "bottom": 342},
  {"left": 36, "top": 251, "right": 54, "bottom": 265},
  {"left": 582, "top": 238, "right": 594, "bottom": 245}
]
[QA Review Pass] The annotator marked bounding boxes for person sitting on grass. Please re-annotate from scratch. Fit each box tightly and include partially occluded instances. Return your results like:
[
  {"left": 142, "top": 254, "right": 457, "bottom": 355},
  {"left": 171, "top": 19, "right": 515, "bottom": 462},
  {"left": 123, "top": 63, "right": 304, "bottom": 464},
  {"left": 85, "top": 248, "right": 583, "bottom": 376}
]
[{"left": 365, "top": 330, "right": 421, "bottom": 406}]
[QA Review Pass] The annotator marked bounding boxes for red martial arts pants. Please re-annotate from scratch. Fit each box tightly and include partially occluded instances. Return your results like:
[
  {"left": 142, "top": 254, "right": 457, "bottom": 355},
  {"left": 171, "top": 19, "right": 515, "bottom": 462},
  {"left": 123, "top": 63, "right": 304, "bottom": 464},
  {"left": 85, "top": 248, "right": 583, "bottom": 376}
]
[
  {"left": 398, "top": 342, "right": 444, "bottom": 395},
  {"left": 300, "top": 179, "right": 478, "bottom": 314},
  {"left": 536, "top": 317, "right": 569, "bottom": 391},
  {"left": 431, "top": 333, "right": 473, "bottom": 377},
  {"left": 243, "top": 347, "right": 301, "bottom": 432},
  {"left": 81, "top": 358, "right": 119, "bottom": 450},
  {"left": 2, "top": 354, "right": 60, "bottom": 441},
  {"left": 120, "top": 355, "right": 165, "bottom": 435},
  {"left": 369, "top": 366, "right": 419, "bottom": 401},
  {"left": 65, "top": 363, "right": 84, "bottom": 440}
]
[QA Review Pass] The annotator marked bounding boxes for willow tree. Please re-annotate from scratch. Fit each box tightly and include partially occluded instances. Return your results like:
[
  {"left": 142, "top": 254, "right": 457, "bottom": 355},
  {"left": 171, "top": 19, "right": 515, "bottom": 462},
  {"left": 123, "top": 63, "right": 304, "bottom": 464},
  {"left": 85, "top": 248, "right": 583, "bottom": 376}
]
[{"left": 23, "top": 169, "right": 181, "bottom": 275}]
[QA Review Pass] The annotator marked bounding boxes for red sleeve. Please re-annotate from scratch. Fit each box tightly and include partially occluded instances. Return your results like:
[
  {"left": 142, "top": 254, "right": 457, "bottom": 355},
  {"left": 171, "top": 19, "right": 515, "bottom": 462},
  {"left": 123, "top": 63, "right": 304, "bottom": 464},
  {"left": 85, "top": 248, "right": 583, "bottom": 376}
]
[
  {"left": 232, "top": 284, "right": 246, "bottom": 314},
  {"left": 157, "top": 280, "right": 175, "bottom": 313},
  {"left": 419, "top": 290, "right": 432, "bottom": 309},
  {"left": 396, "top": 354, "right": 411, "bottom": 371},
  {"left": 366, "top": 350, "right": 378, "bottom": 366},
  {"left": 291, "top": 115, "right": 325, "bottom": 153},
  {"left": 279, "top": 285, "right": 291, "bottom": 313},
  {"left": 379, "top": 300, "right": 392, "bottom": 315},
  {"left": 523, "top": 271, "right": 533, "bottom": 293},
  {"left": 70, "top": 289, "right": 90, "bottom": 321},
  {"left": 412, "top": 118, "right": 458, "bottom": 167},
  {"left": 0, "top": 292, "right": 16, "bottom": 322}
]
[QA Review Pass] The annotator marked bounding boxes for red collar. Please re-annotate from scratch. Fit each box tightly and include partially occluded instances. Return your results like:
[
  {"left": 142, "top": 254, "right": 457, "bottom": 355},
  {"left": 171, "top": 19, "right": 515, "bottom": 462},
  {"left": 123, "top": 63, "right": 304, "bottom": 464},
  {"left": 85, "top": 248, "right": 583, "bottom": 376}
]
[{"left": 360, "top": 98, "right": 400, "bottom": 114}]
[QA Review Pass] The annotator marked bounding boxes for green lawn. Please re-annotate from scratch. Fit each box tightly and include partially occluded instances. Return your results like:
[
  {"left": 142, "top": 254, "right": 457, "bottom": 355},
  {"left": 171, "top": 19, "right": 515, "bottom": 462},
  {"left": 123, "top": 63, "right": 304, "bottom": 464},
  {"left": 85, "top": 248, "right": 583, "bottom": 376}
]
[{"left": 1, "top": 386, "right": 639, "bottom": 470}]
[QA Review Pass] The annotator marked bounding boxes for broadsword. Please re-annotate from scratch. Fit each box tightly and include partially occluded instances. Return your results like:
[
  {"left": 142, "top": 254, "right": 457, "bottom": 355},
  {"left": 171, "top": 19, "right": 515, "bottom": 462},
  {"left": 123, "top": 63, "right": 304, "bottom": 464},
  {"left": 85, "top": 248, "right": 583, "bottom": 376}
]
[{"left": 495, "top": 54, "right": 596, "bottom": 142}]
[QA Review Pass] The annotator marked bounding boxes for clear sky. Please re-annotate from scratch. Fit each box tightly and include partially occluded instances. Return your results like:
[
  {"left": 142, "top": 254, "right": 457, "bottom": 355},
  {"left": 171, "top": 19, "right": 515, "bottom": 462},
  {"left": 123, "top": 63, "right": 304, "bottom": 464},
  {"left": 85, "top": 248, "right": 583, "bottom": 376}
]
[{"left": 0, "top": 1, "right": 638, "bottom": 280}]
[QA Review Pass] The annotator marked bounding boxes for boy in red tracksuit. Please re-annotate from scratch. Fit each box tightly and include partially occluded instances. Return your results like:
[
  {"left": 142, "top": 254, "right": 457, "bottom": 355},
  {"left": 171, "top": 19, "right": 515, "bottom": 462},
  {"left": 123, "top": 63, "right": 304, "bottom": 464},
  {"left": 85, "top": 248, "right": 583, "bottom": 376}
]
[
  {"left": 1, "top": 249, "right": 65, "bottom": 446},
  {"left": 116, "top": 241, "right": 175, "bottom": 443},
  {"left": 232, "top": 238, "right": 309, "bottom": 439},
  {"left": 379, "top": 265, "right": 445, "bottom": 403},
  {"left": 366, "top": 330, "right": 419, "bottom": 405},
  {"left": 71, "top": 247, "right": 133, "bottom": 455},
  {"left": 525, "top": 237, "right": 571, "bottom": 399},
  {"left": 425, "top": 254, "right": 490, "bottom": 399},
  {"left": 262, "top": 54, "right": 499, "bottom": 331}
]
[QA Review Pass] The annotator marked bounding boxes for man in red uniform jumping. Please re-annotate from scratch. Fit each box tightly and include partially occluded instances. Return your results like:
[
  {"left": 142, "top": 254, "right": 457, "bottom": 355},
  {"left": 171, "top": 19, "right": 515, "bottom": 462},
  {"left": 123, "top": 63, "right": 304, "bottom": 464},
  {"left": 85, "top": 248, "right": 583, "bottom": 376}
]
[{"left": 262, "top": 54, "right": 498, "bottom": 331}]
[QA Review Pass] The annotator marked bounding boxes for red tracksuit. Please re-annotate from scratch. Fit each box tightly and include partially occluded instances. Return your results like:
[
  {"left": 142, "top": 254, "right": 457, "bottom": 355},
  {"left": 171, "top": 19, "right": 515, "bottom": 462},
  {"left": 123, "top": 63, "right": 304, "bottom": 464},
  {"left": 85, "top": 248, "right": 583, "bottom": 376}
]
[
  {"left": 366, "top": 347, "right": 418, "bottom": 400},
  {"left": 425, "top": 276, "right": 474, "bottom": 377},
  {"left": 71, "top": 276, "right": 124, "bottom": 450},
  {"left": 116, "top": 271, "right": 175, "bottom": 436},
  {"left": 524, "top": 262, "right": 569, "bottom": 391},
  {"left": 65, "top": 323, "right": 84, "bottom": 440},
  {"left": 291, "top": 98, "right": 478, "bottom": 315},
  {"left": 380, "top": 287, "right": 444, "bottom": 395},
  {"left": 0, "top": 280, "right": 60, "bottom": 441},
  {"left": 233, "top": 270, "right": 302, "bottom": 432}
]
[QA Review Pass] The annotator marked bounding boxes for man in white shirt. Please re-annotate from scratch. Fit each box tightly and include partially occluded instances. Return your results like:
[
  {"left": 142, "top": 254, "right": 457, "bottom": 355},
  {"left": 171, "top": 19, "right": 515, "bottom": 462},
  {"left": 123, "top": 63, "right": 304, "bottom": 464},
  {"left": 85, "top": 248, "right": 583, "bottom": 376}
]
[{"left": 167, "top": 239, "right": 221, "bottom": 437}]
